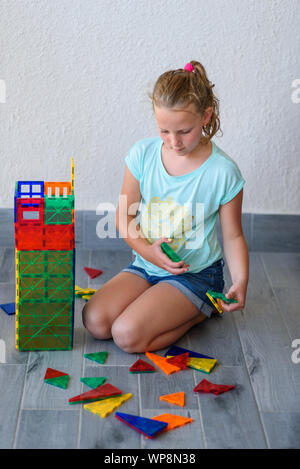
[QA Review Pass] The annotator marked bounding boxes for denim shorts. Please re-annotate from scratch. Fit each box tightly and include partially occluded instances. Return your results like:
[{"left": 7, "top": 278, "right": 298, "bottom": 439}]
[{"left": 121, "top": 258, "right": 225, "bottom": 318}]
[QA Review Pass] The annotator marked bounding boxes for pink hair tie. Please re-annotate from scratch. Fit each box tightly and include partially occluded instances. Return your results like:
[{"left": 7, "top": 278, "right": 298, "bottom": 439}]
[{"left": 184, "top": 62, "right": 194, "bottom": 72}]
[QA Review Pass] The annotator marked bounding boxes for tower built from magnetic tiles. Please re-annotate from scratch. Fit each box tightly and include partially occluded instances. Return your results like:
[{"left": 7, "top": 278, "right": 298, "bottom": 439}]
[{"left": 14, "top": 159, "right": 75, "bottom": 351}]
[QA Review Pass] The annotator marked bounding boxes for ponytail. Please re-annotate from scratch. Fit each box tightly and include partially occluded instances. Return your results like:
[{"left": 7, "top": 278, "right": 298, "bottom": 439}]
[{"left": 148, "top": 61, "right": 222, "bottom": 144}]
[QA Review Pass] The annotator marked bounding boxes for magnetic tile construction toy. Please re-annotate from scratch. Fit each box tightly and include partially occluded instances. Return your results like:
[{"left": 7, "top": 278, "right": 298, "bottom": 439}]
[
  {"left": 193, "top": 379, "right": 236, "bottom": 395},
  {"left": 15, "top": 159, "right": 75, "bottom": 351},
  {"left": 74, "top": 285, "right": 96, "bottom": 301},
  {"left": 69, "top": 382, "right": 122, "bottom": 405},
  {"left": 84, "top": 351, "right": 108, "bottom": 364},
  {"left": 84, "top": 393, "right": 132, "bottom": 418},
  {"left": 75, "top": 285, "right": 96, "bottom": 296},
  {"left": 84, "top": 267, "right": 103, "bottom": 279},
  {"left": 164, "top": 345, "right": 215, "bottom": 360},
  {"left": 129, "top": 359, "right": 155, "bottom": 373},
  {"left": 160, "top": 242, "right": 182, "bottom": 262},
  {"left": 145, "top": 352, "right": 181, "bottom": 375},
  {"left": 115, "top": 412, "right": 168, "bottom": 439},
  {"left": 0, "top": 302, "right": 16, "bottom": 315},
  {"left": 150, "top": 413, "right": 193, "bottom": 433},
  {"left": 206, "top": 290, "right": 237, "bottom": 304},
  {"left": 166, "top": 354, "right": 217, "bottom": 374},
  {"left": 166, "top": 352, "right": 189, "bottom": 370},
  {"left": 205, "top": 289, "right": 237, "bottom": 315},
  {"left": 80, "top": 377, "right": 107, "bottom": 389},
  {"left": 186, "top": 356, "right": 217, "bottom": 373},
  {"left": 160, "top": 392, "right": 185, "bottom": 407},
  {"left": 44, "top": 367, "right": 70, "bottom": 389},
  {"left": 165, "top": 346, "right": 217, "bottom": 373}
]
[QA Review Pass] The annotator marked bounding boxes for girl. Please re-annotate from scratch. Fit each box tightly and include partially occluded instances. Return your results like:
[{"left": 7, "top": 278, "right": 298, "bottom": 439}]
[{"left": 83, "top": 61, "right": 249, "bottom": 353}]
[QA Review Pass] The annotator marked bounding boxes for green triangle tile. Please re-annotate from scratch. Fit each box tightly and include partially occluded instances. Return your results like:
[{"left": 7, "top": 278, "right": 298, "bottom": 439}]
[
  {"left": 84, "top": 352, "right": 108, "bottom": 364},
  {"left": 80, "top": 377, "right": 107, "bottom": 388},
  {"left": 45, "top": 374, "right": 70, "bottom": 389}
]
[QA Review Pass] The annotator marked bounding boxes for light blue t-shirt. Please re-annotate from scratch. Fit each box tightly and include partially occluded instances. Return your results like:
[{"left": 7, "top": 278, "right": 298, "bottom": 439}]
[{"left": 124, "top": 136, "right": 245, "bottom": 277}]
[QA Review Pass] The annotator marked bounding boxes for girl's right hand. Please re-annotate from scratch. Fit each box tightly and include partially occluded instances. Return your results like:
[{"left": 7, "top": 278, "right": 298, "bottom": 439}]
[{"left": 142, "top": 237, "right": 190, "bottom": 275}]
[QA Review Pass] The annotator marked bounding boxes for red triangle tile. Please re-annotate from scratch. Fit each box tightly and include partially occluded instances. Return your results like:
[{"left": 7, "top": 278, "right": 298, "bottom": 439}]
[
  {"left": 166, "top": 352, "right": 189, "bottom": 370},
  {"left": 194, "top": 379, "right": 235, "bottom": 395},
  {"left": 84, "top": 267, "right": 103, "bottom": 279},
  {"left": 69, "top": 383, "right": 122, "bottom": 404},
  {"left": 44, "top": 368, "right": 69, "bottom": 380},
  {"left": 129, "top": 359, "right": 155, "bottom": 373}
]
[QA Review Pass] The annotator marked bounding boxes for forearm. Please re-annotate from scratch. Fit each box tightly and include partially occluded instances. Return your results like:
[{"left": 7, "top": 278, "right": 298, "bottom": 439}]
[
  {"left": 116, "top": 213, "right": 151, "bottom": 258},
  {"left": 223, "top": 235, "right": 249, "bottom": 286}
]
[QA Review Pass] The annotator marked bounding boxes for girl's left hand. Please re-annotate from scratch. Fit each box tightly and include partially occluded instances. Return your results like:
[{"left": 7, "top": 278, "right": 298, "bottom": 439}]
[{"left": 220, "top": 282, "right": 247, "bottom": 313}]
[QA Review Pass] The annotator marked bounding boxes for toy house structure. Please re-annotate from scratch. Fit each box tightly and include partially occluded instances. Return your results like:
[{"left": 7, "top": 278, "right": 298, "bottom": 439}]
[{"left": 14, "top": 159, "right": 75, "bottom": 350}]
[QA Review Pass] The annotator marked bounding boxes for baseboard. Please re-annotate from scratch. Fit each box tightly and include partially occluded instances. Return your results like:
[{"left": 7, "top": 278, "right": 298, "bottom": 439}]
[{"left": 1, "top": 209, "right": 299, "bottom": 252}]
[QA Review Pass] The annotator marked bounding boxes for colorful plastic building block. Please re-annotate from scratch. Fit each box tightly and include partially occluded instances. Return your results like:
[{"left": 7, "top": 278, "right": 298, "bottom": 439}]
[
  {"left": 44, "top": 194, "right": 74, "bottom": 225},
  {"left": 160, "top": 392, "right": 185, "bottom": 407},
  {"left": 82, "top": 295, "right": 93, "bottom": 301},
  {"left": 166, "top": 353, "right": 217, "bottom": 373},
  {"left": 0, "top": 302, "right": 15, "bottom": 315},
  {"left": 193, "top": 379, "right": 236, "bottom": 395},
  {"left": 129, "top": 359, "right": 155, "bottom": 373},
  {"left": 206, "top": 290, "right": 237, "bottom": 304},
  {"left": 115, "top": 412, "right": 168, "bottom": 438},
  {"left": 206, "top": 290, "right": 238, "bottom": 315},
  {"left": 69, "top": 383, "right": 122, "bottom": 405},
  {"left": 145, "top": 352, "right": 181, "bottom": 375},
  {"left": 164, "top": 345, "right": 215, "bottom": 360},
  {"left": 44, "top": 368, "right": 70, "bottom": 389},
  {"left": 84, "top": 352, "right": 108, "bottom": 364},
  {"left": 74, "top": 286, "right": 96, "bottom": 297},
  {"left": 187, "top": 357, "right": 217, "bottom": 373},
  {"left": 166, "top": 352, "right": 189, "bottom": 370},
  {"left": 15, "top": 224, "right": 75, "bottom": 251},
  {"left": 16, "top": 181, "right": 44, "bottom": 199},
  {"left": 44, "top": 181, "right": 72, "bottom": 197},
  {"left": 161, "top": 242, "right": 182, "bottom": 262},
  {"left": 15, "top": 159, "right": 75, "bottom": 351},
  {"left": 15, "top": 249, "right": 75, "bottom": 350},
  {"left": 151, "top": 413, "right": 193, "bottom": 433},
  {"left": 16, "top": 198, "right": 44, "bottom": 225},
  {"left": 84, "top": 267, "right": 103, "bottom": 279},
  {"left": 84, "top": 393, "right": 132, "bottom": 418},
  {"left": 80, "top": 377, "right": 107, "bottom": 388},
  {"left": 205, "top": 292, "right": 224, "bottom": 314}
]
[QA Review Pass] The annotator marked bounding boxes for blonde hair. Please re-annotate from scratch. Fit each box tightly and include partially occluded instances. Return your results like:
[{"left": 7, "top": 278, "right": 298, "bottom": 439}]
[{"left": 148, "top": 61, "right": 222, "bottom": 144}]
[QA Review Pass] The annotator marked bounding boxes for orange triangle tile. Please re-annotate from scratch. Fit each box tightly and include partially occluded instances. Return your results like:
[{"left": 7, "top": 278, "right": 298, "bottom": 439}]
[
  {"left": 160, "top": 392, "right": 185, "bottom": 407},
  {"left": 145, "top": 352, "right": 181, "bottom": 375},
  {"left": 151, "top": 413, "right": 193, "bottom": 432}
]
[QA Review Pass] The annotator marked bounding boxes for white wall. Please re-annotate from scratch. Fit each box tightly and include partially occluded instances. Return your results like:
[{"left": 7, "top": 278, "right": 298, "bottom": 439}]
[{"left": 0, "top": 0, "right": 299, "bottom": 214}]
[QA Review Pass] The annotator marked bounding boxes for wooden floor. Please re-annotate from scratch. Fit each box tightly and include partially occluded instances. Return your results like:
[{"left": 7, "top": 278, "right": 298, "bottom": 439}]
[{"left": 1, "top": 244, "right": 300, "bottom": 449}]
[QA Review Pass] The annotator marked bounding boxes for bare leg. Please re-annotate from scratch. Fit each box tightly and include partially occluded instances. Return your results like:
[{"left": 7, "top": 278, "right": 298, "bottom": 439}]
[
  {"left": 111, "top": 282, "right": 207, "bottom": 353},
  {"left": 82, "top": 272, "right": 151, "bottom": 339},
  {"left": 144, "top": 313, "right": 206, "bottom": 351}
]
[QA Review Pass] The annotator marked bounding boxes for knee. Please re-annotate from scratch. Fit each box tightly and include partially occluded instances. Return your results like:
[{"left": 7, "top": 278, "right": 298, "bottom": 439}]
[
  {"left": 82, "top": 303, "right": 112, "bottom": 340},
  {"left": 111, "top": 319, "right": 143, "bottom": 353}
]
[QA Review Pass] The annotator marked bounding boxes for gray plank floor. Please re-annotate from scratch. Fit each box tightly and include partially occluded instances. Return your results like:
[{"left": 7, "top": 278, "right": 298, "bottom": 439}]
[{"left": 0, "top": 245, "right": 300, "bottom": 449}]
